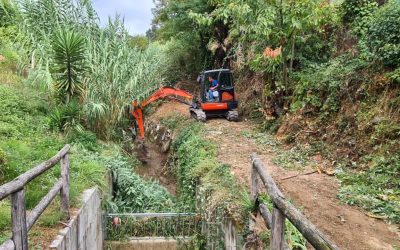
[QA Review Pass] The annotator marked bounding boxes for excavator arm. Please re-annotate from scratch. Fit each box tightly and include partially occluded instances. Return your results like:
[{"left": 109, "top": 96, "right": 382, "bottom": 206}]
[{"left": 131, "top": 86, "right": 194, "bottom": 140}]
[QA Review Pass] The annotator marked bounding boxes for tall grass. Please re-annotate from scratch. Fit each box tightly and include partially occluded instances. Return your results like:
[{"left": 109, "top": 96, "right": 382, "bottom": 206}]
[
  {"left": 84, "top": 17, "right": 166, "bottom": 138},
  {"left": 13, "top": 0, "right": 166, "bottom": 139}
]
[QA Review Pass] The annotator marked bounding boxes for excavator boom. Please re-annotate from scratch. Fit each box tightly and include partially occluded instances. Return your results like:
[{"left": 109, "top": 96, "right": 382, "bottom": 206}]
[{"left": 131, "top": 86, "right": 194, "bottom": 140}]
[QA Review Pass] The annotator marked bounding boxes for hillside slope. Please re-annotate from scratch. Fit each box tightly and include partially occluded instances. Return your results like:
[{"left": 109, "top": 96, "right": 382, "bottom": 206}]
[{"left": 151, "top": 101, "right": 400, "bottom": 250}]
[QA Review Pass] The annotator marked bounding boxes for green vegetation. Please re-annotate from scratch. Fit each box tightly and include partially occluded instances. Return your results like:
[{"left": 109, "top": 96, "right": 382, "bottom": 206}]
[
  {"left": 162, "top": 115, "right": 248, "bottom": 246},
  {"left": 52, "top": 29, "right": 86, "bottom": 103},
  {"left": 105, "top": 153, "right": 175, "bottom": 213},
  {"left": 338, "top": 153, "right": 400, "bottom": 223},
  {"left": 0, "top": 82, "right": 107, "bottom": 244},
  {"left": 0, "top": 0, "right": 167, "bottom": 140},
  {"left": 0, "top": 70, "right": 175, "bottom": 244},
  {"left": 167, "top": 116, "right": 246, "bottom": 215},
  {"left": 152, "top": 0, "right": 400, "bottom": 223},
  {"left": 1, "top": 0, "right": 400, "bottom": 246},
  {"left": 0, "top": 0, "right": 184, "bottom": 245}
]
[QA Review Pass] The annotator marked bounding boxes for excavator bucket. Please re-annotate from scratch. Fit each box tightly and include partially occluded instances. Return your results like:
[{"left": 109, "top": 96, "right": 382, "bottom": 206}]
[{"left": 135, "top": 139, "right": 149, "bottom": 163}]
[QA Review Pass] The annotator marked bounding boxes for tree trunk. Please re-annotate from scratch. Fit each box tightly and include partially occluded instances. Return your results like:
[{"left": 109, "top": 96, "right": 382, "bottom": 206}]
[{"left": 289, "top": 34, "right": 295, "bottom": 73}]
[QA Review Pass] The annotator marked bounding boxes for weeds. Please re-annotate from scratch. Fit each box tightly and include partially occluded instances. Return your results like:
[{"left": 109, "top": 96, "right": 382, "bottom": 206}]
[
  {"left": 259, "top": 194, "right": 307, "bottom": 249},
  {"left": 104, "top": 153, "right": 175, "bottom": 213},
  {"left": 164, "top": 115, "right": 249, "bottom": 246},
  {"left": 338, "top": 152, "right": 400, "bottom": 223},
  {"left": 272, "top": 146, "right": 310, "bottom": 170},
  {"left": 241, "top": 129, "right": 312, "bottom": 170}
]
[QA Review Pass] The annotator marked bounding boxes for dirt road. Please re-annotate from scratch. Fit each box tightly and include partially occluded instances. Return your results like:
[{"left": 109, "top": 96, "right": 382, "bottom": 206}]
[{"left": 151, "top": 102, "right": 400, "bottom": 250}]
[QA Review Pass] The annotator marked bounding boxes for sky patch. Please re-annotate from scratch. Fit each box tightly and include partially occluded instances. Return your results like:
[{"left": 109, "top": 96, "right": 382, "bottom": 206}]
[{"left": 92, "top": 0, "right": 155, "bottom": 36}]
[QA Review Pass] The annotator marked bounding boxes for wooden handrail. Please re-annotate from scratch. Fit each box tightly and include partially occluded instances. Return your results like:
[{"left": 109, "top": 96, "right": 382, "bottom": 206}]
[
  {"left": 250, "top": 153, "right": 339, "bottom": 250},
  {"left": 0, "top": 145, "right": 71, "bottom": 250},
  {"left": 0, "top": 144, "right": 70, "bottom": 200}
]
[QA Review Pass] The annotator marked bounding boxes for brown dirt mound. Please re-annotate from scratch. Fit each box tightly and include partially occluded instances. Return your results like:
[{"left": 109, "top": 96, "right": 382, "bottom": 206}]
[{"left": 151, "top": 101, "right": 190, "bottom": 121}]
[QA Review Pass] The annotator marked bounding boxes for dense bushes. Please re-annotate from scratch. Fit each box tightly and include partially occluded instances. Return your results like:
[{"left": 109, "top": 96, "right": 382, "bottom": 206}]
[
  {"left": 365, "top": 0, "right": 400, "bottom": 67},
  {"left": 291, "top": 55, "right": 369, "bottom": 114},
  {"left": 341, "top": 0, "right": 378, "bottom": 30}
]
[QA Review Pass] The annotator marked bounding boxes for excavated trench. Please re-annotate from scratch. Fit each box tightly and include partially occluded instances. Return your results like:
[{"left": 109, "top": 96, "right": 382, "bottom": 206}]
[{"left": 134, "top": 142, "right": 177, "bottom": 195}]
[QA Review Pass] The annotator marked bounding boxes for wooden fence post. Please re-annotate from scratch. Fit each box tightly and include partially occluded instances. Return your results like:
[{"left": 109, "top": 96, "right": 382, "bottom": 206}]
[
  {"left": 251, "top": 162, "right": 258, "bottom": 202},
  {"left": 249, "top": 161, "right": 259, "bottom": 232},
  {"left": 271, "top": 205, "right": 285, "bottom": 250},
  {"left": 11, "top": 189, "right": 28, "bottom": 250},
  {"left": 60, "top": 153, "right": 70, "bottom": 219}
]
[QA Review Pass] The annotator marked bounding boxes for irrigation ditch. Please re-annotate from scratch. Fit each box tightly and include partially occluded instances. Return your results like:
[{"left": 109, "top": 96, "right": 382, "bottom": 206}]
[{"left": 104, "top": 117, "right": 245, "bottom": 249}]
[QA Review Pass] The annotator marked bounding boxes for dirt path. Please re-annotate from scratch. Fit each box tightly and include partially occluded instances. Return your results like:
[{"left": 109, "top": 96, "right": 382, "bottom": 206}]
[{"left": 153, "top": 102, "right": 400, "bottom": 250}]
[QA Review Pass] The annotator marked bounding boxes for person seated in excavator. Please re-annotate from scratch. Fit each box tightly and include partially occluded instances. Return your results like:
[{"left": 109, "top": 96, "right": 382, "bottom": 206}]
[{"left": 208, "top": 76, "right": 219, "bottom": 102}]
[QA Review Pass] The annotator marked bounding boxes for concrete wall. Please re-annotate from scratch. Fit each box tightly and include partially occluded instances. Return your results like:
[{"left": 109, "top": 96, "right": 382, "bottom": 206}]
[
  {"left": 50, "top": 188, "right": 103, "bottom": 250},
  {"left": 107, "top": 238, "right": 180, "bottom": 250}
]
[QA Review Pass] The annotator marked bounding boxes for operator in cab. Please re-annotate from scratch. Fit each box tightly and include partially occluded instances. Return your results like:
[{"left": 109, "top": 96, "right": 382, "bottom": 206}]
[{"left": 208, "top": 76, "right": 219, "bottom": 102}]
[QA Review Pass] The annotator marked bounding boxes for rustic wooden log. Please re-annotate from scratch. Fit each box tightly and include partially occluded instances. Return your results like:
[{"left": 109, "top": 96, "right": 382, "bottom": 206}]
[
  {"left": 249, "top": 162, "right": 259, "bottom": 232},
  {"left": 27, "top": 180, "right": 63, "bottom": 230},
  {"left": 0, "top": 181, "right": 62, "bottom": 249},
  {"left": 0, "top": 145, "right": 70, "bottom": 200},
  {"left": 11, "top": 189, "right": 28, "bottom": 250},
  {"left": 251, "top": 162, "right": 259, "bottom": 202},
  {"left": 271, "top": 205, "right": 285, "bottom": 250},
  {"left": 259, "top": 204, "right": 290, "bottom": 250},
  {"left": 60, "top": 153, "right": 70, "bottom": 219},
  {"left": 259, "top": 204, "right": 272, "bottom": 228},
  {"left": 251, "top": 154, "right": 340, "bottom": 250}
]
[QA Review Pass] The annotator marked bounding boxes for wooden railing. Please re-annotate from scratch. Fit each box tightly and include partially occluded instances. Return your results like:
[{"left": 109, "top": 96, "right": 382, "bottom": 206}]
[
  {"left": 0, "top": 145, "right": 71, "bottom": 250},
  {"left": 250, "top": 154, "right": 340, "bottom": 250}
]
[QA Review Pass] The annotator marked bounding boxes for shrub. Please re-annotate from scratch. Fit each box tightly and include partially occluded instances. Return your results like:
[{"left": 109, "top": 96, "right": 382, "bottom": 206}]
[
  {"left": 48, "top": 101, "right": 83, "bottom": 134},
  {"left": 67, "top": 130, "right": 99, "bottom": 152},
  {"left": 341, "top": 0, "right": 378, "bottom": 25},
  {"left": 365, "top": 0, "right": 400, "bottom": 67},
  {"left": 291, "top": 54, "right": 369, "bottom": 114}
]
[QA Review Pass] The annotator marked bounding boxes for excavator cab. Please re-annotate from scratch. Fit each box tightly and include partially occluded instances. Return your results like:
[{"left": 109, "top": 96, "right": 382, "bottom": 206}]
[
  {"left": 196, "top": 69, "right": 238, "bottom": 120},
  {"left": 198, "top": 69, "right": 235, "bottom": 103}
]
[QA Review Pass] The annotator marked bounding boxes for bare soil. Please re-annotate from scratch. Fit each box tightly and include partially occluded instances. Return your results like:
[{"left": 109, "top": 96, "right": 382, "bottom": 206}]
[
  {"left": 135, "top": 143, "right": 177, "bottom": 196},
  {"left": 150, "top": 102, "right": 400, "bottom": 250}
]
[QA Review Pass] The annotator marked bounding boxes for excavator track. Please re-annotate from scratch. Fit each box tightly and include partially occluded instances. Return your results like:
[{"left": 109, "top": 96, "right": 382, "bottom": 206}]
[
  {"left": 226, "top": 110, "right": 239, "bottom": 121},
  {"left": 190, "top": 108, "right": 207, "bottom": 122}
]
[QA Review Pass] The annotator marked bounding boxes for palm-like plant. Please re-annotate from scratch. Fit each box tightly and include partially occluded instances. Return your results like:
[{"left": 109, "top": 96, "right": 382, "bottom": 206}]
[
  {"left": 52, "top": 29, "right": 86, "bottom": 103},
  {"left": 14, "top": 0, "right": 167, "bottom": 138}
]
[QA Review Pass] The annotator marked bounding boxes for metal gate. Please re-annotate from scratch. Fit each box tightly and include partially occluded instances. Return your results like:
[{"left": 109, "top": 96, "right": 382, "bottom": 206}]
[{"left": 103, "top": 212, "right": 242, "bottom": 249}]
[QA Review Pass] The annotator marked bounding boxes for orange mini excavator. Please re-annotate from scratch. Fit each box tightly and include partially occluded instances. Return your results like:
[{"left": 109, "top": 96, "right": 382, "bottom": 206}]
[{"left": 130, "top": 69, "right": 239, "bottom": 143}]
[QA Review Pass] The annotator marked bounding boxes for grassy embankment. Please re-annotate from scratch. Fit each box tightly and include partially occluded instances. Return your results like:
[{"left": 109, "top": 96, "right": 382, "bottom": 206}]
[{"left": 0, "top": 71, "right": 174, "bottom": 246}]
